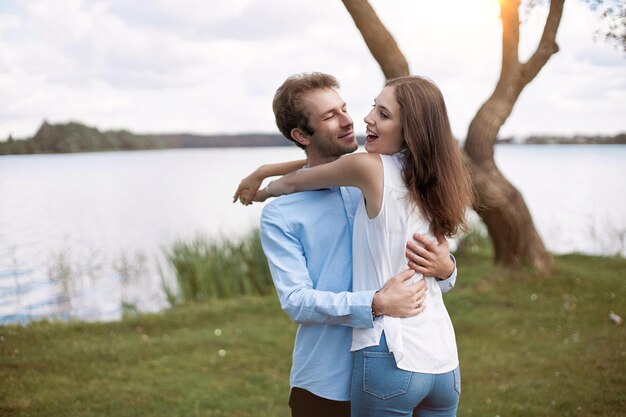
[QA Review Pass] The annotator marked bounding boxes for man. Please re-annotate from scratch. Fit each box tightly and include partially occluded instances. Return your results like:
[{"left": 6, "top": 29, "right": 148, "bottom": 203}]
[{"left": 257, "top": 73, "right": 457, "bottom": 417}]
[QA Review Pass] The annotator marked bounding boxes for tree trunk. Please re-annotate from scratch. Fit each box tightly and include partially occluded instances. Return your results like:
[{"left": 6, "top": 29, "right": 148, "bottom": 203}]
[
  {"left": 463, "top": 0, "right": 564, "bottom": 273},
  {"left": 341, "top": 0, "right": 565, "bottom": 273},
  {"left": 341, "top": 0, "right": 409, "bottom": 79},
  {"left": 464, "top": 138, "right": 553, "bottom": 271}
]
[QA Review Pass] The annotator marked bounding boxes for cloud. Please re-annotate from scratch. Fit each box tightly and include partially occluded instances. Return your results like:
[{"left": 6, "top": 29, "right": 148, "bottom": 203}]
[{"left": 0, "top": 0, "right": 624, "bottom": 139}]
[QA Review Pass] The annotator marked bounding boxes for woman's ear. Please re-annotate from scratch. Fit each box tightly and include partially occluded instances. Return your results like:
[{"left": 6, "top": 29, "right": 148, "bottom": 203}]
[{"left": 291, "top": 128, "right": 311, "bottom": 148}]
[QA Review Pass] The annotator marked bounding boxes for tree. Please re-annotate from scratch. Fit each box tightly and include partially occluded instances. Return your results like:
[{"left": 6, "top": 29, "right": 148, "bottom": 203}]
[{"left": 341, "top": 0, "right": 577, "bottom": 272}]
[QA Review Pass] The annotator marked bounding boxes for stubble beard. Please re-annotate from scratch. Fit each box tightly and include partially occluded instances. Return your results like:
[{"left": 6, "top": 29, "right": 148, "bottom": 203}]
[{"left": 314, "top": 131, "right": 358, "bottom": 160}]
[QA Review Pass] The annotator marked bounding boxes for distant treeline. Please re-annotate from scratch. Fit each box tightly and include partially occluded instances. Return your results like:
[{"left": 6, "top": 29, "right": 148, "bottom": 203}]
[
  {"left": 0, "top": 121, "right": 293, "bottom": 155},
  {"left": 523, "top": 134, "right": 626, "bottom": 145},
  {"left": 497, "top": 133, "right": 626, "bottom": 145},
  {"left": 1, "top": 121, "right": 624, "bottom": 156}
]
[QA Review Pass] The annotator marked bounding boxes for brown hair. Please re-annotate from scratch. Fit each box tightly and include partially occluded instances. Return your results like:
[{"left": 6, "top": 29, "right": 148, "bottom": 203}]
[
  {"left": 272, "top": 72, "right": 340, "bottom": 149},
  {"left": 387, "top": 76, "right": 474, "bottom": 237}
]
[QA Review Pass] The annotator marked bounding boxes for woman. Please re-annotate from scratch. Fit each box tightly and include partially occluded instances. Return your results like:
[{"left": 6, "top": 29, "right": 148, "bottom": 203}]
[{"left": 236, "top": 76, "right": 473, "bottom": 417}]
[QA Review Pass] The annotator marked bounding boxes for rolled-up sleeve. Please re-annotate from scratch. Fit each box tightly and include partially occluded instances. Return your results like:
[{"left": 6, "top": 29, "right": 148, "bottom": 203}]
[
  {"left": 437, "top": 254, "right": 457, "bottom": 294},
  {"left": 261, "top": 204, "right": 375, "bottom": 328}
]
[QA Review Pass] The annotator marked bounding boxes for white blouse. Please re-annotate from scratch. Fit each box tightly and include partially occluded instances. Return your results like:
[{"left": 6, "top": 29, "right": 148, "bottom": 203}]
[{"left": 351, "top": 153, "right": 459, "bottom": 373}]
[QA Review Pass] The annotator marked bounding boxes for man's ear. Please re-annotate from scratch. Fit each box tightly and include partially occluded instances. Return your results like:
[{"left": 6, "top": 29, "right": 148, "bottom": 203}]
[{"left": 291, "top": 128, "right": 311, "bottom": 148}]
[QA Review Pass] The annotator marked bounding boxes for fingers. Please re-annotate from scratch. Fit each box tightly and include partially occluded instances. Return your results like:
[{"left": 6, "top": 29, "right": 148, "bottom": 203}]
[
  {"left": 232, "top": 186, "right": 243, "bottom": 203},
  {"left": 410, "top": 277, "right": 426, "bottom": 290},
  {"left": 406, "top": 245, "right": 432, "bottom": 265},
  {"left": 412, "top": 287, "right": 427, "bottom": 315},
  {"left": 233, "top": 183, "right": 250, "bottom": 204},
  {"left": 407, "top": 240, "right": 434, "bottom": 260},
  {"left": 233, "top": 187, "right": 255, "bottom": 206},
  {"left": 415, "top": 284, "right": 426, "bottom": 298},
  {"left": 402, "top": 301, "right": 426, "bottom": 317},
  {"left": 408, "top": 261, "right": 432, "bottom": 276},
  {"left": 414, "top": 302, "right": 426, "bottom": 315},
  {"left": 406, "top": 244, "right": 434, "bottom": 275},
  {"left": 397, "top": 269, "right": 416, "bottom": 282},
  {"left": 415, "top": 290, "right": 426, "bottom": 307},
  {"left": 411, "top": 233, "right": 435, "bottom": 251}
]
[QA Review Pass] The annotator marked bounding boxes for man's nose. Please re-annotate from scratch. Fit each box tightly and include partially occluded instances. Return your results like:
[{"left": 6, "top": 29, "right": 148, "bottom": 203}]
[{"left": 340, "top": 111, "right": 353, "bottom": 127}]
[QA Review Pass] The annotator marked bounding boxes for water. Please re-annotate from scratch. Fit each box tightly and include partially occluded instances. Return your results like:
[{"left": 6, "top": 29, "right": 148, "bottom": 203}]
[{"left": 1, "top": 145, "right": 625, "bottom": 324}]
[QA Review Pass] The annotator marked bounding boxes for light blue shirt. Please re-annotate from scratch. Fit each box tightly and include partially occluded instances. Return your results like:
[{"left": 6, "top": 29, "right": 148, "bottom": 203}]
[{"left": 260, "top": 186, "right": 456, "bottom": 401}]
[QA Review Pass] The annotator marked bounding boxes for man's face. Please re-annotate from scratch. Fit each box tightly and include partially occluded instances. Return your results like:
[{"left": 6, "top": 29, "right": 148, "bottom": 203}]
[{"left": 300, "top": 88, "right": 358, "bottom": 160}]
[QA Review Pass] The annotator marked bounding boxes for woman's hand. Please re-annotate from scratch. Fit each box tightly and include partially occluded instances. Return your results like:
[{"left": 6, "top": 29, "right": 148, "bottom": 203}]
[
  {"left": 233, "top": 160, "right": 307, "bottom": 205},
  {"left": 252, "top": 188, "right": 271, "bottom": 203},
  {"left": 233, "top": 170, "right": 264, "bottom": 205}
]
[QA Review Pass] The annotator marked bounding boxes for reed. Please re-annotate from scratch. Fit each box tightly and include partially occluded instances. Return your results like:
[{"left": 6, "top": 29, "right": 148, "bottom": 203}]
[{"left": 163, "top": 229, "right": 274, "bottom": 303}]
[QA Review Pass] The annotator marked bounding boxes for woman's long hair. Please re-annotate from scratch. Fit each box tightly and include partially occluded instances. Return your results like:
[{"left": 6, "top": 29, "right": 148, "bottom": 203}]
[{"left": 387, "top": 76, "right": 474, "bottom": 237}]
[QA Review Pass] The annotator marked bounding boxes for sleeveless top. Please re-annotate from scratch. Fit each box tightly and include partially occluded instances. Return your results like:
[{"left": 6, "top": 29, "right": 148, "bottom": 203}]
[{"left": 351, "top": 153, "right": 459, "bottom": 373}]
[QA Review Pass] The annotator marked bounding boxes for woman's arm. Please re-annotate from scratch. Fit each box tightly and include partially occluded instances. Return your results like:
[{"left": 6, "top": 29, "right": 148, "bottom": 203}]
[
  {"left": 256, "top": 153, "right": 384, "bottom": 218},
  {"left": 233, "top": 159, "right": 307, "bottom": 205}
]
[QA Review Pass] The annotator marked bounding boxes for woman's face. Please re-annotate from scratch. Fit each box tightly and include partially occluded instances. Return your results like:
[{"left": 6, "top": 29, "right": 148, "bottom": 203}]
[{"left": 364, "top": 86, "right": 404, "bottom": 155}]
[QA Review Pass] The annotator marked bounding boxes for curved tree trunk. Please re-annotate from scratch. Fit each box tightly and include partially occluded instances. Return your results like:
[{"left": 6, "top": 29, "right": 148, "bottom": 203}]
[
  {"left": 464, "top": 0, "right": 564, "bottom": 272},
  {"left": 341, "top": 0, "right": 409, "bottom": 79},
  {"left": 341, "top": 0, "right": 566, "bottom": 273}
]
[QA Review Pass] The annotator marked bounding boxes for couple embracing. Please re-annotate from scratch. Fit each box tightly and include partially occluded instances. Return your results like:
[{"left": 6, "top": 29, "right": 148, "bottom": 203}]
[{"left": 234, "top": 72, "right": 473, "bottom": 417}]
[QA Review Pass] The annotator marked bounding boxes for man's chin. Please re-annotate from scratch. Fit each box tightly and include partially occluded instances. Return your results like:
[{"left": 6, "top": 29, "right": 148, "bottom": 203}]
[
  {"left": 344, "top": 142, "right": 359, "bottom": 154},
  {"left": 339, "top": 134, "right": 359, "bottom": 153}
]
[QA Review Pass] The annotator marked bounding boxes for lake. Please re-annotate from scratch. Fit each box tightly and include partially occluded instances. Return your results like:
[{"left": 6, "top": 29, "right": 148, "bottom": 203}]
[{"left": 1, "top": 145, "right": 625, "bottom": 324}]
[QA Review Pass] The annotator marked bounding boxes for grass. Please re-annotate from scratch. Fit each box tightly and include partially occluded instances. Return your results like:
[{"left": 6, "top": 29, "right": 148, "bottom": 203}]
[
  {"left": 1, "top": 252, "right": 625, "bottom": 416},
  {"left": 0, "top": 298, "right": 295, "bottom": 417}
]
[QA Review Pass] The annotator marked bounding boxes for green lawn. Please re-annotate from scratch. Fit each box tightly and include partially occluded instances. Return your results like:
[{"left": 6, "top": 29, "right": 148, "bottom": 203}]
[{"left": 1, "top": 253, "right": 625, "bottom": 416}]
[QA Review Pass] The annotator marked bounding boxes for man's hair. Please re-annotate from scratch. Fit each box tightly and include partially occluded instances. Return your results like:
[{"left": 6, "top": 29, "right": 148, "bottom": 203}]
[{"left": 272, "top": 72, "right": 339, "bottom": 149}]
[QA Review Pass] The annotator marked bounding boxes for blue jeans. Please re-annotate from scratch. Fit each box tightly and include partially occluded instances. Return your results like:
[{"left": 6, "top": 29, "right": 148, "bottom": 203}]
[{"left": 351, "top": 334, "right": 460, "bottom": 417}]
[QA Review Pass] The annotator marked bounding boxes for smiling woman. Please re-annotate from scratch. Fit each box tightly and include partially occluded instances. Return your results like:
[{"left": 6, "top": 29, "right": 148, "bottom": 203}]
[{"left": 363, "top": 86, "right": 404, "bottom": 155}]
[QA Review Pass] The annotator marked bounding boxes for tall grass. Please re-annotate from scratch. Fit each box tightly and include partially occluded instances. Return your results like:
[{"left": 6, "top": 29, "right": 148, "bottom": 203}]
[{"left": 164, "top": 229, "right": 273, "bottom": 303}]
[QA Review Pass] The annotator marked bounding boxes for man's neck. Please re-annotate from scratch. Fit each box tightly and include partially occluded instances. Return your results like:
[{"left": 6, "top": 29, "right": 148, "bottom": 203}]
[{"left": 306, "top": 153, "right": 341, "bottom": 168}]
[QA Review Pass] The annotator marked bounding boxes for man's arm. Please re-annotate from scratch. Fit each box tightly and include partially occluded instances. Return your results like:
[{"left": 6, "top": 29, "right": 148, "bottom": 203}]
[
  {"left": 261, "top": 204, "right": 425, "bottom": 328},
  {"left": 406, "top": 232, "right": 457, "bottom": 293}
]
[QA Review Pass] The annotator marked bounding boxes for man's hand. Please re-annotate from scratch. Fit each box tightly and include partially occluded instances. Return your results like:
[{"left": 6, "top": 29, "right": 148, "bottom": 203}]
[
  {"left": 372, "top": 270, "right": 426, "bottom": 318},
  {"left": 406, "top": 231, "right": 454, "bottom": 279}
]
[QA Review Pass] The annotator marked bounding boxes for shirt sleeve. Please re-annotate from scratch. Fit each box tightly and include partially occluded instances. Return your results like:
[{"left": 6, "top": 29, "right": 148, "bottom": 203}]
[
  {"left": 437, "top": 254, "right": 457, "bottom": 294},
  {"left": 260, "top": 203, "right": 375, "bottom": 328}
]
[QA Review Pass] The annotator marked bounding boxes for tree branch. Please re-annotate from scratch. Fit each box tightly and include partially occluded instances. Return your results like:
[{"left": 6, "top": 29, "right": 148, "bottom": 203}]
[
  {"left": 466, "top": 0, "right": 565, "bottom": 162},
  {"left": 341, "top": 0, "right": 410, "bottom": 79},
  {"left": 521, "top": 0, "right": 565, "bottom": 84},
  {"left": 499, "top": 0, "right": 522, "bottom": 82}
]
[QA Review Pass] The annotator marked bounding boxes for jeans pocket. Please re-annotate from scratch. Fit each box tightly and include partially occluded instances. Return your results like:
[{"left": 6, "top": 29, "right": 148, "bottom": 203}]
[
  {"left": 363, "top": 351, "right": 412, "bottom": 400},
  {"left": 453, "top": 367, "right": 461, "bottom": 395}
]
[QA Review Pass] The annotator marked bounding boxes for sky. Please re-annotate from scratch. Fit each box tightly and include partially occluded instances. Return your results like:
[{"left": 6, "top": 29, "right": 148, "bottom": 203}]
[{"left": 0, "top": 0, "right": 624, "bottom": 141}]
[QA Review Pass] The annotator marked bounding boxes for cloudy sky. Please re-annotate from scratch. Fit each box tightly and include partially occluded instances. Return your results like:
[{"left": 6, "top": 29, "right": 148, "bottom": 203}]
[{"left": 1, "top": 0, "right": 624, "bottom": 141}]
